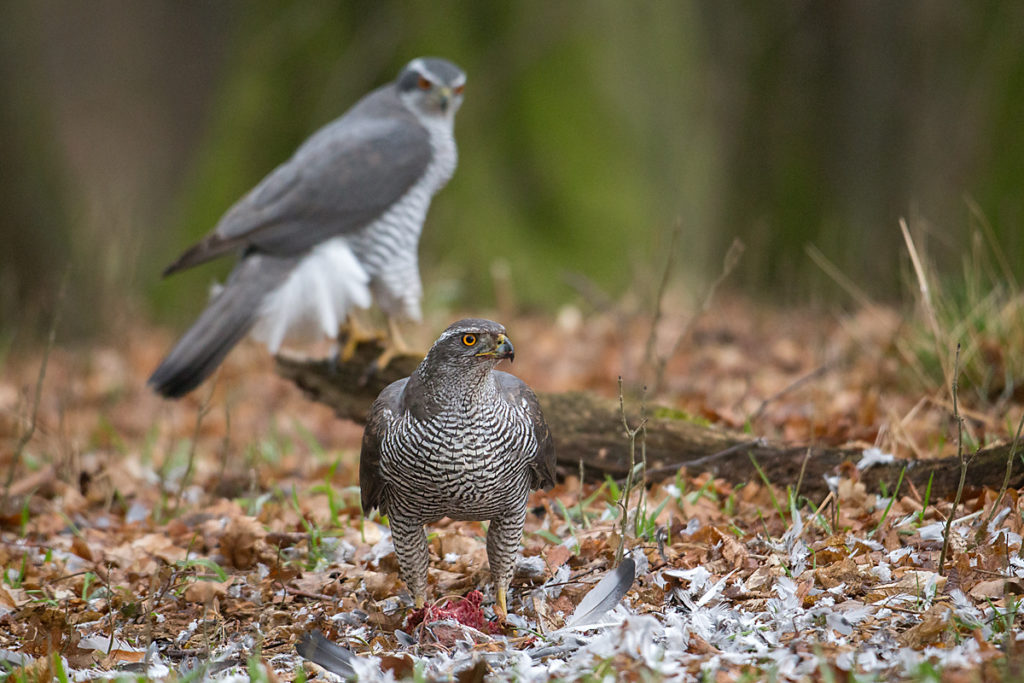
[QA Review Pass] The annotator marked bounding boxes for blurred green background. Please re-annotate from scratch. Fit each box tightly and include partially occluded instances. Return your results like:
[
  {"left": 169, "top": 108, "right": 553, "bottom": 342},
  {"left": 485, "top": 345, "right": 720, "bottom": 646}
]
[{"left": 2, "top": 1, "right": 1024, "bottom": 340}]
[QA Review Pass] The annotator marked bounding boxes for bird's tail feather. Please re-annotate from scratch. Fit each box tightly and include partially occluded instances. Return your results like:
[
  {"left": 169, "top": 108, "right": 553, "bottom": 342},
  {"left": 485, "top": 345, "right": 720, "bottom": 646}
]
[{"left": 149, "top": 256, "right": 294, "bottom": 398}]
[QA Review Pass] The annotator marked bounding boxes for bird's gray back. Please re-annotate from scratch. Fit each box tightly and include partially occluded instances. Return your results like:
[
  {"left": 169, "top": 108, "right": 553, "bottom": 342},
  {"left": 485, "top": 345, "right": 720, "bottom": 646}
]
[{"left": 212, "top": 86, "right": 433, "bottom": 256}]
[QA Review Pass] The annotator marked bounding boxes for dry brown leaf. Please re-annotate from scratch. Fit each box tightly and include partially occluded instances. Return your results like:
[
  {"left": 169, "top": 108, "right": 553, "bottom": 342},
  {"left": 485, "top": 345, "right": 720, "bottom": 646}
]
[
  {"left": 714, "top": 528, "right": 748, "bottom": 569},
  {"left": 381, "top": 653, "right": 416, "bottom": 679},
  {"left": 5, "top": 656, "right": 53, "bottom": 683},
  {"left": 544, "top": 544, "right": 572, "bottom": 573},
  {"left": 813, "top": 556, "right": 867, "bottom": 592},
  {"left": 969, "top": 578, "right": 1024, "bottom": 601},
  {"left": 220, "top": 515, "right": 267, "bottom": 569},
  {"left": 867, "top": 571, "right": 946, "bottom": 602},
  {"left": 743, "top": 566, "right": 776, "bottom": 592},
  {"left": 0, "top": 585, "right": 20, "bottom": 608},
  {"left": 363, "top": 570, "right": 404, "bottom": 600},
  {"left": 687, "top": 631, "right": 720, "bottom": 654},
  {"left": 897, "top": 603, "right": 952, "bottom": 649},
  {"left": 182, "top": 577, "right": 232, "bottom": 605},
  {"left": 101, "top": 649, "right": 145, "bottom": 666}
]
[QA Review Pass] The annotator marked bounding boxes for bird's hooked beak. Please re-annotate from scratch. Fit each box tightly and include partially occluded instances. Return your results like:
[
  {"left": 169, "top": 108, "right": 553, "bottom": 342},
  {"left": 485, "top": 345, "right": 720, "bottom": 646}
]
[
  {"left": 438, "top": 87, "right": 452, "bottom": 113},
  {"left": 476, "top": 333, "right": 515, "bottom": 363}
]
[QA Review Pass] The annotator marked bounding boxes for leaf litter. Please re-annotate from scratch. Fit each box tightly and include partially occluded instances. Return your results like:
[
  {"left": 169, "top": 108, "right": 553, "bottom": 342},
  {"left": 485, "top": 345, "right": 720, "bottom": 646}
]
[{"left": 0, "top": 299, "right": 1023, "bottom": 680}]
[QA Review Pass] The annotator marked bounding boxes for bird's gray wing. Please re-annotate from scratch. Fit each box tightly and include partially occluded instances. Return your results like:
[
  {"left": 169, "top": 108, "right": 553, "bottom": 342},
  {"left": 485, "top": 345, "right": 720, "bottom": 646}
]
[
  {"left": 359, "top": 377, "right": 409, "bottom": 513},
  {"left": 164, "top": 93, "right": 431, "bottom": 275},
  {"left": 495, "top": 371, "right": 557, "bottom": 489}
]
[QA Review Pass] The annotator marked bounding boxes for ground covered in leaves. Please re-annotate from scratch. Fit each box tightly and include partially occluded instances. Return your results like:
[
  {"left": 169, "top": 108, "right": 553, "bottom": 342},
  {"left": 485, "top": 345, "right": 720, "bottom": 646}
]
[{"left": 1, "top": 298, "right": 1023, "bottom": 681}]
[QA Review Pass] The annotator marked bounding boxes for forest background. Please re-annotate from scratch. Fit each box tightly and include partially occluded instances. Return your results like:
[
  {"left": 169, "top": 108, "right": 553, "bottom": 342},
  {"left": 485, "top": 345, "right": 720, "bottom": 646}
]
[{"left": 3, "top": 1, "right": 1024, "bottom": 344}]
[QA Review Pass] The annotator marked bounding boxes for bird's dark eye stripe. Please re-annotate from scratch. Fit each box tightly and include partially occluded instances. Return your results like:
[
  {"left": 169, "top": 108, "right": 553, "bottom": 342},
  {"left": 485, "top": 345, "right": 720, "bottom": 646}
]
[{"left": 462, "top": 334, "right": 477, "bottom": 346}]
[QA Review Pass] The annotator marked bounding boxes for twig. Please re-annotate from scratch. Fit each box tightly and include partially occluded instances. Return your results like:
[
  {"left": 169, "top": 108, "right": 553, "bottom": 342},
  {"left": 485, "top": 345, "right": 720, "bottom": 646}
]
[
  {"left": 983, "top": 410, "right": 1024, "bottom": 528},
  {"left": 966, "top": 197, "right": 1018, "bottom": 292},
  {"left": 750, "top": 362, "right": 837, "bottom": 423},
  {"left": 542, "top": 566, "right": 602, "bottom": 588},
  {"left": 639, "top": 438, "right": 763, "bottom": 479},
  {"left": 793, "top": 447, "right": 812, "bottom": 503},
  {"left": 217, "top": 400, "right": 232, "bottom": 483},
  {"left": 653, "top": 237, "right": 744, "bottom": 394},
  {"left": 939, "top": 344, "right": 965, "bottom": 576},
  {"left": 643, "top": 219, "right": 682, "bottom": 387},
  {"left": 562, "top": 271, "right": 619, "bottom": 314},
  {"left": 900, "top": 218, "right": 950, "bottom": 388},
  {"left": 869, "top": 466, "right": 906, "bottom": 537},
  {"left": 144, "top": 566, "right": 178, "bottom": 670},
  {"left": 3, "top": 268, "right": 68, "bottom": 507},
  {"left": 577, "top": 459, "right": 587, "bottom": 530},
  {"left": 279, "top": 583, "right": 341, "bottom": 602},
  {"left": 810, "top": 490, "right": 835, "bottom": 533},
  {"left": 173, "top": 381, "right": 217, "bottom": 514},
  {"left": 615, "top": 377, "right": 647, "bottom": 565},
  {"left": 749, "top": 453, "right": 786, "bottom": 525},
  {"left": 804, "top": 244, "right": 875, "bottom": 309}
]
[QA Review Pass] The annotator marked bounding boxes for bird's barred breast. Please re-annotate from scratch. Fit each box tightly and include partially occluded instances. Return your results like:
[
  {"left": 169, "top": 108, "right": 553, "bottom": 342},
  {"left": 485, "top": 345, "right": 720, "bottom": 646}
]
[
  {"left": 350, "top": 116, "right": 457, "bottom": 322},
  {"left": 380, "top": 402, "right": 537, "bottom": 522}
]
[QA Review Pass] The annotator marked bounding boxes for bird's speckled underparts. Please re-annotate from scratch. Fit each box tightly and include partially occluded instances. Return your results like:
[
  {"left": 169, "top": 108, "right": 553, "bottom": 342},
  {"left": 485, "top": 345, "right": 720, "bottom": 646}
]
[{"left": 359, "top": 319, "right": 557, "bottom": 619}]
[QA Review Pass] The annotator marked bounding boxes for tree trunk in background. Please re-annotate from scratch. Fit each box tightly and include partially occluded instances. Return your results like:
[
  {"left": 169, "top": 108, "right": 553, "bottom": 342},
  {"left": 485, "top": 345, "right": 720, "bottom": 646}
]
[{"left": 0, "top": 7, "right": 73, "bottom": 335}]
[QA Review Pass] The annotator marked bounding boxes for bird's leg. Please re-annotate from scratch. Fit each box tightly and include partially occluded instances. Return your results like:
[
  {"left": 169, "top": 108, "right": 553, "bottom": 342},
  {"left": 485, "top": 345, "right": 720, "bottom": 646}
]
[
  {"left": 372, "top": 317, "right": 415, "bottom": 372},
  {"left": 388, "top": 515, "right": 430, "bottom": 609},
  {"left": 337, "top": 313, "right": 380, "bottom": 363},
  {"left": 486, "top": 509, "right": 528, "bottom": 621}
]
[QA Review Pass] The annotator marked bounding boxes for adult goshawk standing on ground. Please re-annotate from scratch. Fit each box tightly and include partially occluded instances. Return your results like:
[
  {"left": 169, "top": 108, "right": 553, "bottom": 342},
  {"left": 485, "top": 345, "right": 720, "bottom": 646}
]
[
  {"left": 149, "top": 57, "right": 466, "bottom": 398},
  {"left": 360, "top": 319, "right": 557, "bottom": 619}
]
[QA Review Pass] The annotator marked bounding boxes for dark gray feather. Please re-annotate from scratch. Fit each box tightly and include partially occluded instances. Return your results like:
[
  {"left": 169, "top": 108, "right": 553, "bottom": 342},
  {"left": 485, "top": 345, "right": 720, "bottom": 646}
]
[
  {"left": 564, "top": 558, "right": 637, "bottom": 629},
  {"left": 148, "top": 254, "right": 297, "bottom": 397},
  {"left": 295, "top": 630, "right": 356, "bottom": 679}
]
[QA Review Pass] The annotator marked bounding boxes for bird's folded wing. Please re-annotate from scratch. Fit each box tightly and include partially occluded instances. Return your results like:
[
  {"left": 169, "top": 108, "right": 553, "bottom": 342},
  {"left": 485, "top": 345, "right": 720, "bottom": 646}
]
[
  {"left": 165, "top": 111, "right": 431, "bottom": 274},
  {"left": 495, "top": 371, "right": 557, "bottom": 489}
]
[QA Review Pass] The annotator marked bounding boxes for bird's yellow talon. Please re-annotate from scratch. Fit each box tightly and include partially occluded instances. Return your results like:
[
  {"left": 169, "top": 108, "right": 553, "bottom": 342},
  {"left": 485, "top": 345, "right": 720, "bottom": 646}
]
[{"left": 496, "top": 587, "right": 508, "bottom": 622}]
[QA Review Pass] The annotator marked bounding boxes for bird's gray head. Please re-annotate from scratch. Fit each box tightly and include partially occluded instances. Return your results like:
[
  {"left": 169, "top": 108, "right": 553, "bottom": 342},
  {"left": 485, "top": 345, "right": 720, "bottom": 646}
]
[
  {"left": 405, "top": 319, "right": 513, "bottom": 416},
  {"left": 423, "top": 318, "right": 514, "bottom": 374},
  {"left": 396, "top": 57, "right": 466, "bottom": 120}
]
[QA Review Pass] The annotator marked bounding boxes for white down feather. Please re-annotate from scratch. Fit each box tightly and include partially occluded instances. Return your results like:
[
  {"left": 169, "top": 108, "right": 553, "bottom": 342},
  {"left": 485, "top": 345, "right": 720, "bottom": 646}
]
[{"left": 250, "top": 237, "right": 371, "bottom": 353}]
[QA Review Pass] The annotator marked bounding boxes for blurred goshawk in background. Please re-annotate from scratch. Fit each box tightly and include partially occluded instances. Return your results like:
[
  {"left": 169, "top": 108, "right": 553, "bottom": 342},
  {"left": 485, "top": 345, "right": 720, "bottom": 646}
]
[
  {"left": 149, "top": 57, "right": 465, "bottom": 398},
  {"left": 359, "top": 319, "right": 556, "bottom": 620}
]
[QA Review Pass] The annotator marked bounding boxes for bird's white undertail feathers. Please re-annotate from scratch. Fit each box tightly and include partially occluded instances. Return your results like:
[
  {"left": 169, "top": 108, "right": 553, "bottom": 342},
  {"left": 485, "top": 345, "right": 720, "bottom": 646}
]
[{"left": 251, "top": 237, "right": 370, "bottom": 353}]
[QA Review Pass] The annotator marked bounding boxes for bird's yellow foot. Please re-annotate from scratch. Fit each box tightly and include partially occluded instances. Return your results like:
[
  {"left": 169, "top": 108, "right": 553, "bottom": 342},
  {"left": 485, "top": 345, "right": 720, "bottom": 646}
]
[
  {"left": 370, "top": 318, "right": 418, "bottom": 373},
  {"left": 495, "top": 587, "right": 508, "bottom": 623},
  {"left": 339, "top": 315, "right": 382, "bottom": 363}
]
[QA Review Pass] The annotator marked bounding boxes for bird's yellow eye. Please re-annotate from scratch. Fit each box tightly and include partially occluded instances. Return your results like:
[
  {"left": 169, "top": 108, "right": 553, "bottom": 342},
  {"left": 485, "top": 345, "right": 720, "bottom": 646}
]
[
  {"left": 462, "top": 334, "right": 477, "bottom": 347},
  {"left": 417, "top": 76, "right": 432, "bottom": 90},
  {"left": 453, "top": 84, "right": 465, "bottom": 96}
]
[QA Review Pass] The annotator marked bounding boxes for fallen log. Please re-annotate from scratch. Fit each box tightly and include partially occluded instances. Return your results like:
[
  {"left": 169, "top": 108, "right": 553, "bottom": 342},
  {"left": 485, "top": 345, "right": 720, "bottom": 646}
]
[{"left": 276, "top": 343, "right": 1022, "bottom": 501}]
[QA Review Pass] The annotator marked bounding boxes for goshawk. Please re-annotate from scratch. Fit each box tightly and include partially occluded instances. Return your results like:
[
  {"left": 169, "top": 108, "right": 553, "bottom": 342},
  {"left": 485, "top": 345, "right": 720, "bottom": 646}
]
[
  {"left": 360, "top": 319, "right": 556, "bottom": 619},
  {"left": 149, "top": 57, "right": 465, "bottom": 398}
]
